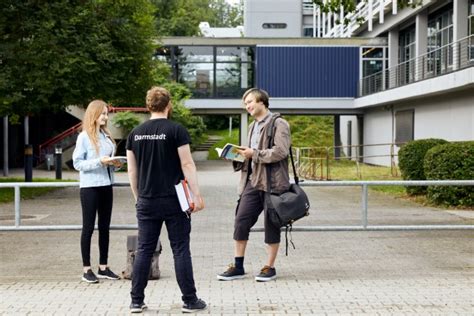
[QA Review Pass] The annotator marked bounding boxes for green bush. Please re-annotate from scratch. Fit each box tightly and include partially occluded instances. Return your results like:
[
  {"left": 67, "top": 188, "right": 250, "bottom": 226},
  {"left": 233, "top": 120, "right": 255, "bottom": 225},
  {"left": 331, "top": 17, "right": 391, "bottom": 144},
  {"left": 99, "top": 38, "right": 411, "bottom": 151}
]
[
  {"left": 398, "top": 138, "right": 448, "bottom": 195},
  {"left": 424, "top": 141, "right": 474, "bottom": 207},
  {"left": 112, "top": 111, "right": 141, "bottom": 135}
]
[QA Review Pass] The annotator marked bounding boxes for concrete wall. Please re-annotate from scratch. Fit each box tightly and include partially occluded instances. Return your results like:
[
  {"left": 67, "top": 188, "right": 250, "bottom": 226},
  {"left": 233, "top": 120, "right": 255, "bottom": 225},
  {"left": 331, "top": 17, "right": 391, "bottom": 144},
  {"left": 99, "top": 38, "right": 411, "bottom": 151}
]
[
  {"left": 339, "top": 115, "right": 360, "bottom": 159},
  {"left": 363, "top": 108, "right": 394, "bottom": 166},
  {"left": 244, "top": 0, "right": 302, "bottom": 37},
  {"left": 361, "top": 89, "right": 474, "bottom": 166},
  {"left": 66, "top": 106, "right": 149, "bottom": 139}
]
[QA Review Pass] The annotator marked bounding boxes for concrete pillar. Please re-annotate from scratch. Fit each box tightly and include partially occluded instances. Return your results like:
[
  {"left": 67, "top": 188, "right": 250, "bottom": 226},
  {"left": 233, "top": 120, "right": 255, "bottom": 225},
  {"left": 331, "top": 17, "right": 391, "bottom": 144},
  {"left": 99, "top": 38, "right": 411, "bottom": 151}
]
[
  {"left": 453, "top": 0, "right": 469, "bottom": 69},
  {"left": 388, "top": 29, "right": 399, "bottom": 89},
  {"left": 239, "top": 112, "right": 248, "bottom": 146},
  {"left": 357, "top": 115, "right": 364, "bottom": 162},
  {"left": 333, "top": 115, "right": 341, "bottom": 159},
  {"left": 415, "top": 11, "right": 428, "bottom": 80}
]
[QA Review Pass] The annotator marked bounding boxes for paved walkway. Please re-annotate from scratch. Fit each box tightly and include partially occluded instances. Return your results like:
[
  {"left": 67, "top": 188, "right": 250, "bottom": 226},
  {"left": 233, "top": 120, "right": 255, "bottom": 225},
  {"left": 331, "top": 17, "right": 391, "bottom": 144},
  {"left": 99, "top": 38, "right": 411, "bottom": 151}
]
[{"left": 1, "top": 161, "right": 473, "bottom": 315}]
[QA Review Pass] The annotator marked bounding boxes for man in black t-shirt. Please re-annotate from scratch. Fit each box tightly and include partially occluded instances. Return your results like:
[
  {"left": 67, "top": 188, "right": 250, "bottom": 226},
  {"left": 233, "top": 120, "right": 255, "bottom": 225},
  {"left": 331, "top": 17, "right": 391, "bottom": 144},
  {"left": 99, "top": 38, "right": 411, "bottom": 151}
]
[{"left": 126, "top": 86, "right": 206, "bottom": 314}]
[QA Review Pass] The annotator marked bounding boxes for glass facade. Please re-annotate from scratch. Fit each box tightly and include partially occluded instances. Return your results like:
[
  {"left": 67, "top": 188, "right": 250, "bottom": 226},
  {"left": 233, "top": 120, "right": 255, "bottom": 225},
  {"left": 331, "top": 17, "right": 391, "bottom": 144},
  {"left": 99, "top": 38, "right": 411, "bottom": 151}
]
[
  {"left": 155, "top": 45, "right": 255, "bottom": 99},
  {"left": 398, "top": 25, "right": 416, "bottom": 85},
  {"left": 360, "top": 46, "right": 388, "bottom": 95},
  {"left": 470, "top": 0, "right": 474, "bottom": 60},
  {"left": 427, "top": 6, "right": 454, "bottom": 73}
]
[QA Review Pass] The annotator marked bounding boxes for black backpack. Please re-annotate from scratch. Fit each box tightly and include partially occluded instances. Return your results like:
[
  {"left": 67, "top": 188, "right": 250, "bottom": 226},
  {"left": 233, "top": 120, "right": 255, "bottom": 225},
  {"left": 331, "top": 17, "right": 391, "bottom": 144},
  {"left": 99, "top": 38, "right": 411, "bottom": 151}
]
[{"left": 122, "top": 235, "right": 162, "bottom": 280}]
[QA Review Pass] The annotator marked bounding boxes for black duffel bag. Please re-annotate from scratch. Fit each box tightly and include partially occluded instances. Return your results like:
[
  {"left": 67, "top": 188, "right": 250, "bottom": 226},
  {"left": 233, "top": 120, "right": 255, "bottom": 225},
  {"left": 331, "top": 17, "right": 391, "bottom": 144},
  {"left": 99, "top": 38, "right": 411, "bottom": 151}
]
[{"left": 265, "top": 183, "right": 310, "bottom": 228}]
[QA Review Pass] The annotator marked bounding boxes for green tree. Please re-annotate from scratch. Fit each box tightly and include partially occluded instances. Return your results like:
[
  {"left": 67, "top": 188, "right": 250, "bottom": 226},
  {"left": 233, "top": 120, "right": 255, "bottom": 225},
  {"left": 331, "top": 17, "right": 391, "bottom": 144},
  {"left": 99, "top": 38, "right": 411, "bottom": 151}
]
[
  {"left": 0, "top": 0, "right": 157, "bottom": 118},
  {"left": 151, "top": 0, "right": 242, "bottom": 36}
]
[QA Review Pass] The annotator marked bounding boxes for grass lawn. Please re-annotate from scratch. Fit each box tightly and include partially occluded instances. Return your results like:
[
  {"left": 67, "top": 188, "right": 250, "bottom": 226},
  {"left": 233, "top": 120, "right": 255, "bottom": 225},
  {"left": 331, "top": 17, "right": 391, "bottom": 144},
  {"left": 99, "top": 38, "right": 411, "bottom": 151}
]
[
  {"left": 0, "top": 178, "right": 77, "bottom": 203},
  {"left": 207, "top": 128, "right": 240, "bottom": 160}
]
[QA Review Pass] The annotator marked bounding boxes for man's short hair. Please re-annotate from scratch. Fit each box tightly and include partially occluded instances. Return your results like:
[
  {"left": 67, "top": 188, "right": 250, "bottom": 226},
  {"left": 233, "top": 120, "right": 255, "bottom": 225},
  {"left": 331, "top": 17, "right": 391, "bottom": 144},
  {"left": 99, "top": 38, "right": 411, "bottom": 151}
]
[
  {"left": 146, "top": 86, "right": 170, "bottom": 112},
  {"left": 242, "top": 88, "right": 270, "bottom": 108}
]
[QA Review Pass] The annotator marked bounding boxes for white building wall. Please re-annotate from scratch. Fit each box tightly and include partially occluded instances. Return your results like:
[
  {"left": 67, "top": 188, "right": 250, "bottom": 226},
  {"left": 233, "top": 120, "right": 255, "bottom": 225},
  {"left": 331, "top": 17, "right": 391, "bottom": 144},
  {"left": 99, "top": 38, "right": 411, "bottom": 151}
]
[
  {"left": 339, "top": 115, "right": 360, "bottom": 159},
  {"left": 363, "top": 108, "right": 394, "bottom": 166},
  {"left": 412, "top": 90, "right": 474, "bottom": 141},
  {"left": 362, "top": 89, "right": 474, "bottom": 167},
  {"left": 244, "top": 0, "right": 302, "bottom": 37}
]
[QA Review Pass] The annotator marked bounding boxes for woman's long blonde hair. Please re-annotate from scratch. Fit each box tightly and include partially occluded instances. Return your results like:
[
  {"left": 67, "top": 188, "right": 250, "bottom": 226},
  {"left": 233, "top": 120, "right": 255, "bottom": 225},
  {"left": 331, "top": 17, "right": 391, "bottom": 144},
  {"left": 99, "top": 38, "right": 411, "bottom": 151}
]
[{"left": 82, "top": 100, "right": 115, "bottom": 155}]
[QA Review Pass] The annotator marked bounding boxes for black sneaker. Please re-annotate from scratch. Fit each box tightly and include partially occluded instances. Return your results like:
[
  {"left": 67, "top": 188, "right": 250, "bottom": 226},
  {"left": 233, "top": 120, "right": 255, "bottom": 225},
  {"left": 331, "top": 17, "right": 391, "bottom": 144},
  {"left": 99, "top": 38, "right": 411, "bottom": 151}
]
[
  {"left": 182, "top": 298, "right": 207, "bottom": 313},
  {"left": 82, "top": 269, "right": 99, "bottom": 283},
  {"left": 130, "top": 302, "right": 148, "bottom": 313},
  {"left": 217, "top": 264, "right": 245, "bottom": 281},
  {"left": 255, "top": 265, "right": 276, "bottom": 282},
  {"left": 97, "top": 267, "right": 120, "bottom": 280}
]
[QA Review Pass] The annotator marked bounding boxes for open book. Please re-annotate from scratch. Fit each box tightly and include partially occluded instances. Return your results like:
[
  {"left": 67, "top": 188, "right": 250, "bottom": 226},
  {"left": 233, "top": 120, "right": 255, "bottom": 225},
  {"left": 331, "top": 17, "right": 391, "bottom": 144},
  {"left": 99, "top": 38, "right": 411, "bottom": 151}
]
[
  {"left": 175, "top": 179, "right": 194, "bottom": 213},
  {"left": 215, "top": 143, "right": 245, "bottom": 162},
  {"left": 109, "top": 156, "right": 127, "bottom": 164}
]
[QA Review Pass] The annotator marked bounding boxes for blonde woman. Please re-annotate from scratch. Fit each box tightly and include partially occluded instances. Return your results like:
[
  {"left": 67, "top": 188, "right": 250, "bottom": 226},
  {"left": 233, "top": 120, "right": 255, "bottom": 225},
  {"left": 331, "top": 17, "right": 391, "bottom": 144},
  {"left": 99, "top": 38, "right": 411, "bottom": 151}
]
[{"left": 73, "top": 100, "right": 121, "bottom": 283}]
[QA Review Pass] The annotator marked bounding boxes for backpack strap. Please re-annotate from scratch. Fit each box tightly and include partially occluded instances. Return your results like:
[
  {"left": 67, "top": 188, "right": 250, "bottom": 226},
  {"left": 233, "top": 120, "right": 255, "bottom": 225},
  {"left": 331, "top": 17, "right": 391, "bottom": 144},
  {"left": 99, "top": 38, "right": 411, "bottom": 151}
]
[{"left": 265, "top": 113, "right": 298, "bottom": 191}]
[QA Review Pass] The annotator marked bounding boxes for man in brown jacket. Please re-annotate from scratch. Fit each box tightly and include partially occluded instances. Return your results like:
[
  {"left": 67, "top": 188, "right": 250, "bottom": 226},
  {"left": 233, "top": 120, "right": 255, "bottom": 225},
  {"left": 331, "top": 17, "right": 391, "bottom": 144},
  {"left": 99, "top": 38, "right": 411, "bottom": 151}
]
[{"left": 217, "top": 88, "right": 291, "bottom": 282}]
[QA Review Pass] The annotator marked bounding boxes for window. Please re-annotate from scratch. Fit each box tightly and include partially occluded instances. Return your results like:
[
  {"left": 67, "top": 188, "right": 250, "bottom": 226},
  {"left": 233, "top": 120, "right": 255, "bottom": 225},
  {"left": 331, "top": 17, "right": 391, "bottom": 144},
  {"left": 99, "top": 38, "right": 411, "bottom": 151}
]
[
  {"left": 427, "top": 6, "right": 454, "bottom": 73},
  {"left": 395, "top": 110, "right": 414, "bottom": 144},
  {"left": 470, "top": 0, "right": 474, "bottom": 60},
  {"left": 360, "top": 47, "right": 388, "bottom": 95},
  {"left": 399, "top": 25, "right": 416, "bottom": 85},
  {"left": 166, "top": 45, "right": 255, "bottom": 99},
  {"left": 303, "top": 26, "right": 313, "bottom": 37}
]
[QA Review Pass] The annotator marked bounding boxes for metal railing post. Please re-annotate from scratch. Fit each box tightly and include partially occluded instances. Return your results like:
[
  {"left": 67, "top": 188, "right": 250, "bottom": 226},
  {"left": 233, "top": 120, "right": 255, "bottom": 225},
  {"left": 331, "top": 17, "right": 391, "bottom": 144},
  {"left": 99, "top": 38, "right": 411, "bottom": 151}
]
[
  {"left": 361, "top": 184, "right": 368, "bottom": 228},
  {"left": 15, "top": 186, "right": 21, "bottom": 227}
]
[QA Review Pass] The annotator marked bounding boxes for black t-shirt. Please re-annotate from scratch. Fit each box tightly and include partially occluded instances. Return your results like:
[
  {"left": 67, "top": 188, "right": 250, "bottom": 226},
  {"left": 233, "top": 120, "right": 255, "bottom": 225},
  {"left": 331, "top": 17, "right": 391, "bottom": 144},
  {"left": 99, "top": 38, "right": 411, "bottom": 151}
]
[{"left": 126, "top": 118, "right": 191, "bottom": 198}]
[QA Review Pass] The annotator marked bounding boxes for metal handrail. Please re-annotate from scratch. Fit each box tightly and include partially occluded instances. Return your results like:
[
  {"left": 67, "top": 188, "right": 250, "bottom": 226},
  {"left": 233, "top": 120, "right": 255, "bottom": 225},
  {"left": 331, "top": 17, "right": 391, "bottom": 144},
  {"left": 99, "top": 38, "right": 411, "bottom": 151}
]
[
  {"left": 109, "top": 106, "right": 148, "bottom": 113},
  {"left": 38, "top": 122, "right": 82, "bottom": 162},
  {"left": 294, "top": 142, "right": 404, "bottom": 180},
  {"left": 0, "top": 180, "right": 473, "bottom": 231},
  {"left": 359, "top": 35, "right": 474, "bottom": 96}
]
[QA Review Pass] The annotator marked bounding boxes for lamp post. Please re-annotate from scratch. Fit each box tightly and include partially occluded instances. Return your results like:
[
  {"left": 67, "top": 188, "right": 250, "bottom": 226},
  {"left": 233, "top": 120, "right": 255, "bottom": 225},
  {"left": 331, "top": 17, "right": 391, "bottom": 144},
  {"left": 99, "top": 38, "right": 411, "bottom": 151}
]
[{"left": 55, "top": 145, "right": 62, "bottom": 180}]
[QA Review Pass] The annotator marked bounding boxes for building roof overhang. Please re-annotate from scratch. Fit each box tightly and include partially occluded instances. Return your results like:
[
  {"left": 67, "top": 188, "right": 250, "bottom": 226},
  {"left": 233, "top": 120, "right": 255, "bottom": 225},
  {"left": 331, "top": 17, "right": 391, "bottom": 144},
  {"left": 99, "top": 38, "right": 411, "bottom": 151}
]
[{"left": 157, "top": 37, "right": 387, "bottom": 47}]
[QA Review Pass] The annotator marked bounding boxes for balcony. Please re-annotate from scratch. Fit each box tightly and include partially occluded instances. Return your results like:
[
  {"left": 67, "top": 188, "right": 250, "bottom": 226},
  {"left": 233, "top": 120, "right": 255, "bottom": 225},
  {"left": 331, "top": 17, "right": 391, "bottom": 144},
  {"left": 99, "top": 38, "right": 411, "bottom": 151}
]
[
  {"left": 309, "top": 0, "right": 395, "bottom": 38},
  {"left": 359, "top": 35, "right": 474, "bottom": 97}
]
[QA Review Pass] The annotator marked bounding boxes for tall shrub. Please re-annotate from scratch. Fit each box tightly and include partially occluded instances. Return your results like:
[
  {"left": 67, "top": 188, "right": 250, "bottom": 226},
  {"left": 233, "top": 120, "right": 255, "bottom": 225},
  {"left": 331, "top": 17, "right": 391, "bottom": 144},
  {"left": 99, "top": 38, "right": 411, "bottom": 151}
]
[
  {"left": 398, "top": 138, "right": 448, "bottom": 195},
  {"left": 424, "top": 142, "right": 474, "bottom": 207}
]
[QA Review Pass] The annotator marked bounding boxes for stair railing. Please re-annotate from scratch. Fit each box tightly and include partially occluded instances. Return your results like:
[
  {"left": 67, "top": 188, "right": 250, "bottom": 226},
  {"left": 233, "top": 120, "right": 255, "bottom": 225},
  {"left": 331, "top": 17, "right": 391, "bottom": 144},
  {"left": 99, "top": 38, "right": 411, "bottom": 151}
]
[{"left": 38, "top": 122, "right": 82, "bottom": 163}]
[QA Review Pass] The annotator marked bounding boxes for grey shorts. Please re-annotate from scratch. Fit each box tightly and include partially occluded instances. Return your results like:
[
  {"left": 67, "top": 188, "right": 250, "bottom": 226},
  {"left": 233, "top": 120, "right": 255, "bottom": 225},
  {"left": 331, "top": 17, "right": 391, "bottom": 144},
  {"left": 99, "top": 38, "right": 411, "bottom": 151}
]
[{"left": 233, "top": 182, "right": 281, "bottom": 244}]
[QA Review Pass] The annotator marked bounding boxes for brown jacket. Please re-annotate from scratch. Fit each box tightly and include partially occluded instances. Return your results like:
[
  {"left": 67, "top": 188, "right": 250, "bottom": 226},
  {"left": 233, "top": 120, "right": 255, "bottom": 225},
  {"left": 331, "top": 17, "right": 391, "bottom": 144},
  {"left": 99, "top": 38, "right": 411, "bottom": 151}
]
[{"left": 237, "top": 113, "right": 291, "bottom": 195}]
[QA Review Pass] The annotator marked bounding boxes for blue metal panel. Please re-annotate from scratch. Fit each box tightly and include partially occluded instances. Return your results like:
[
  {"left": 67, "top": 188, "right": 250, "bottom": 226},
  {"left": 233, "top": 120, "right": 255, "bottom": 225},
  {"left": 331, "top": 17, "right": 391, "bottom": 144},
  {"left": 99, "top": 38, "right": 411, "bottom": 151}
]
[{"left": 256, "top": 46, "right": 359, "bottom": 98}]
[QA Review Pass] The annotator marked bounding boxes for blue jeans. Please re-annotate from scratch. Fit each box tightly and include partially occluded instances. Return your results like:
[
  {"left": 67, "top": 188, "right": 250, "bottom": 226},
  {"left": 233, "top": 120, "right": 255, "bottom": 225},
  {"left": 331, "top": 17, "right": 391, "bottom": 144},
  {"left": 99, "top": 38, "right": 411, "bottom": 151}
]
[{"left": 130, "top": 196, "right": 198, "bottom": 304}]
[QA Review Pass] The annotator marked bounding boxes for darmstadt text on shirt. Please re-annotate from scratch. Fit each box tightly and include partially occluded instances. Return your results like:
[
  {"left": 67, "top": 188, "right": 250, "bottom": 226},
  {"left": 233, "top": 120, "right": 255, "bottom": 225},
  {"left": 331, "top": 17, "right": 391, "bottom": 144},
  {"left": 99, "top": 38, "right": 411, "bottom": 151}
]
[{"left": 134, "top": 133, "right": 167, "bottom": 141}]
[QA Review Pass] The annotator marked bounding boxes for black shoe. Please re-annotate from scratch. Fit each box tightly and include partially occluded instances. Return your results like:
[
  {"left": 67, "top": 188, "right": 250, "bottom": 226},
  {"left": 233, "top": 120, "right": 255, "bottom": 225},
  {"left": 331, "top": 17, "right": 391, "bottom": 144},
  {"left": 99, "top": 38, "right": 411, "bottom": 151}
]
[
  {"left": 130, "top": 302, "right": 148, "bottom": 313},
  {"left": 82, "top": 269, "right": 99, "bottom": 283},
  {"left": 217, "top": 264, "right": 245, "bottom": 281},
  {"left": 97, "top": 267, "right": 120, "bottom": 280},
  {"left": 255, "top": 265, "right": 276, "bottom": 282},
  {"left": 182, "top": 298, "right": 207, "bottom": 313}
]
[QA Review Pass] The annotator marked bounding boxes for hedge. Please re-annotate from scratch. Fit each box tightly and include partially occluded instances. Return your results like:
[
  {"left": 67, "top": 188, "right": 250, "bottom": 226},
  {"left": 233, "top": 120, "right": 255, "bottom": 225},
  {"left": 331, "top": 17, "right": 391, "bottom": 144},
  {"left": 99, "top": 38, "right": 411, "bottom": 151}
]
[
  {"left": 398, "top": 138, "right": 448, "bottom": 195},
  {"left": 424, "top": 141, "right": 474, "bottom": 207}
]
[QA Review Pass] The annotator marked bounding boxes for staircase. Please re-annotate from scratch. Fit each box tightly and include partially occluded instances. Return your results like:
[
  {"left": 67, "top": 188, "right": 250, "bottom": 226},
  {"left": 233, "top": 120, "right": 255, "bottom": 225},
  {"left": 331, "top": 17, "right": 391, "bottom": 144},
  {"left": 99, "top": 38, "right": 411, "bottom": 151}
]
[
  {"left": 193, "top": 135, "right": 223, "bottom": 151},
  {"left": 192, "top": 135, "right": 223, "bottom": 161},
  {"left": 37, "top": 122, "right": 82, "bottom": 169}
]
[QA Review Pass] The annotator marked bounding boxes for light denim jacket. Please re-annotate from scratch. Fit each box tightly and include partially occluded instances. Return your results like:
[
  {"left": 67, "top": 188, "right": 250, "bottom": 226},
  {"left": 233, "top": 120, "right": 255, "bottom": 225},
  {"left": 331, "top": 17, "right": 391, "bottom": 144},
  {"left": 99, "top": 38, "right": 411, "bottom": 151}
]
[{"left": 73, "top": 131, "right": 115, "bottom": 188}]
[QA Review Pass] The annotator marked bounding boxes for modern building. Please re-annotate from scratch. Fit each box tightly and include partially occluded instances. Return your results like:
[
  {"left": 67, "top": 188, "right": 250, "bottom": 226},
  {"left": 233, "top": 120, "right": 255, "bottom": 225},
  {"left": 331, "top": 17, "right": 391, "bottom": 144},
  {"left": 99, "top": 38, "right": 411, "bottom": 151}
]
[
  {"left": 241, "top": 0, "right": 473, "bottom": 165},
  {"left": 4, "top": 0, "right": 471, "bottom": 171},
  {"left": 156, "top": 36, "right": 386, "bottom": 154}
]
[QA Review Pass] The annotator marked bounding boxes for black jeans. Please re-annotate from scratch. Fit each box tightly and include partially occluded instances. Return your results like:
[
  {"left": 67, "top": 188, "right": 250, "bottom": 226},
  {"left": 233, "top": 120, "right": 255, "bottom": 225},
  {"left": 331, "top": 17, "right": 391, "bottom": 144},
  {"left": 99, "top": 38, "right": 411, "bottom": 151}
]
[
  {"left": 131, "top": 196, "right": 198, "bottom": 304},
  {"left": 80, "top": 185, "right": 113, "bottom": 267}
]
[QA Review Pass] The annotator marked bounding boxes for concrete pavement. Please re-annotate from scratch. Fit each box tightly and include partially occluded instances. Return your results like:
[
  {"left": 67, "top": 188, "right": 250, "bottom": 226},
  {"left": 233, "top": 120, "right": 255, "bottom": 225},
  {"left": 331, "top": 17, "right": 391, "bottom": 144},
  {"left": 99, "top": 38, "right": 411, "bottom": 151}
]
[{"left": 0, "top": 161, "right": 473, "bottom": 315}]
